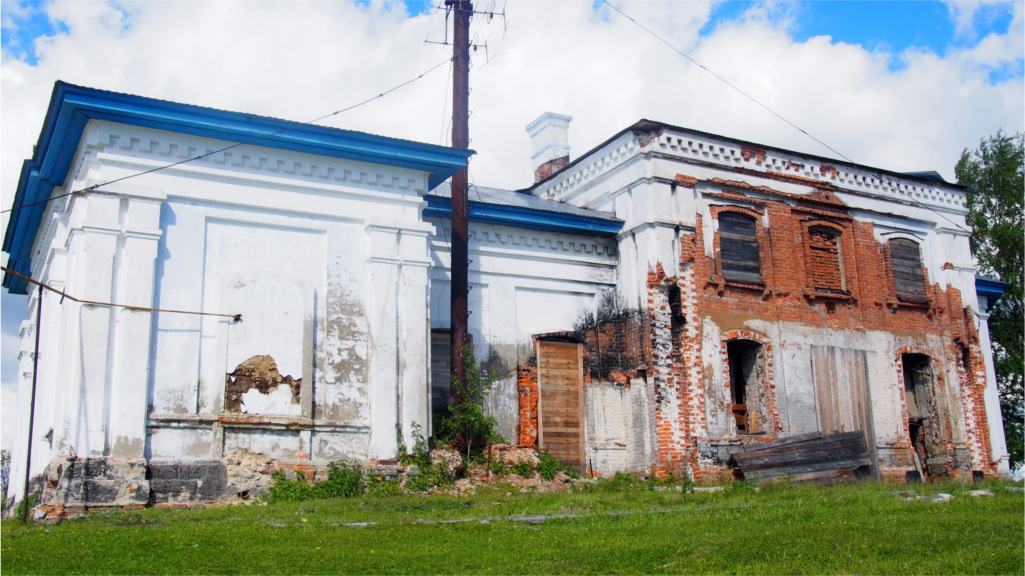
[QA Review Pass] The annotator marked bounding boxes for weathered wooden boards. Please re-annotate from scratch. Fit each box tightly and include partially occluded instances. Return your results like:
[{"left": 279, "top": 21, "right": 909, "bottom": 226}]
[
  {"left": 728, "top": 431, "right": 872, "bottom": 483},
  {"left": 538, "top": 340, "right": 585, "bottom": 472}
]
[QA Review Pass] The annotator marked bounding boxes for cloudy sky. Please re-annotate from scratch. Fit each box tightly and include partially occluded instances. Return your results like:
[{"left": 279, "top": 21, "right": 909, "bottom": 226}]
[{"left": 1, "top": 0, "right": 1022, "bottom": 450}]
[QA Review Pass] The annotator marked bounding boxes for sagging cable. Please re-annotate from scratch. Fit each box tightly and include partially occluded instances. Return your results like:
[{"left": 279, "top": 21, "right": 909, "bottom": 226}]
[{"left": 1, "top": 266, "right": 242, "bottom": 322}]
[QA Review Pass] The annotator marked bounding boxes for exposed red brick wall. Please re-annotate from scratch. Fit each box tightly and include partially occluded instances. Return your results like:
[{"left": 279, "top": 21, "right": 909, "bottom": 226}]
[
  {"left": 516, "top": 364, "right": 539, "bottom": 447},
  {"left": 578, "top": 310, "right": 647, "bottom": 385},
  {"left": 683, "top": 188, "right": 997, "bottom": 476},
  {"left": 514, "top": 183, "right": 997, "bottom": 480},
  {"left": 534, "top": 156, "right": 569, "bottom": 182}
]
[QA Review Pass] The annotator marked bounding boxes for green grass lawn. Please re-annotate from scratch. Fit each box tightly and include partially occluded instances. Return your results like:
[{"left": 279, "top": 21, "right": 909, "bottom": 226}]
[{"left": 2, "top": 480, "right": 1022, "bottom": 575}]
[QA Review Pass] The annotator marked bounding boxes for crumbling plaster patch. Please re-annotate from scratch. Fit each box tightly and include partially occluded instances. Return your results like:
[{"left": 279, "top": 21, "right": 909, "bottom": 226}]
[
  {"left": 224, "top": 355, "right": 301, "bottom": 414},
  {"left": 315, "top": 283, "right": 369, "bottom": 422}
]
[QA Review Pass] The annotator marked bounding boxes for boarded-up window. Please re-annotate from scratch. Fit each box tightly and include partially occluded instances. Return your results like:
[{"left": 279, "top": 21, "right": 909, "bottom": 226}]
[
  {"left": 719, "top": 212, "right": 761, "bottom": 283},
  {"left": 890, "top": 239, "right": 927, "bottom": 303},
  {"left": 808, "top": 226, "right": 843, "bottom": 292}
]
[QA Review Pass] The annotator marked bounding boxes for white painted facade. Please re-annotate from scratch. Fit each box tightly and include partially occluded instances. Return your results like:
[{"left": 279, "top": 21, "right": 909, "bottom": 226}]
[
  {"left": 3, "top": 84, "right": 474, "bottom": 504},
  {"left": 4, "top": 87, "right": 1011, "bottom": 510}
]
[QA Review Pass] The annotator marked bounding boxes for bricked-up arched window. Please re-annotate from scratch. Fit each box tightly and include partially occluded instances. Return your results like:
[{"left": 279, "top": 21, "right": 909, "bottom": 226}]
[
  {"left": 719, "top": 212, "right": 761, "bottom": 283},
  {"left": 808, "top": 225, "right": 844, "bottom": 292},
  {"left": 889, "top": 238, "right": 927, "bottom": 303}
]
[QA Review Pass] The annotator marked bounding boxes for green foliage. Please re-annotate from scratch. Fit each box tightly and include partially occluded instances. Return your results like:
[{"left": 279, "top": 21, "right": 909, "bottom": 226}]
[
  {"left": 267, "top": 461, "right": 365, "bottom": 502},
  {"left": 1, "top": 449, "right": 10, "bottom": 504},
  {"left": 435, "top": 344, "right": 505, "bottom": 461},
  {"left": 402, "top": 462, "right": 454, "bottom": 493},
  {"left": 318, "top": 461, "right": 365, "bottom": 499},
  {"left": 509, "top": 462, "right": 534, "bottom": 478},
  {"left": 723, "top": 478, "right": 759, "bottom": 495},
  {"left": 491, "top": 459, "right": 535, "bottom": 478},
  {"left": 395, "top": 421, "right": 454, "bottom": 493},
  {"left": 2, "top": 481, "right": 1023, "bottom": 574},
  {"left": 365, "top": 474, "right": 404, "bottom": 498},
  {"left": 584, "top": 472, "right": 647, "bottom": 493},
  {"left": 537, "top": 451, "right": 574, "bottom": 481},
  {"left": 267, "top": 471, "right": 314, "bottom": 501},
  {"left": 397, "top": 422, "right": 430, "bottom": 468},
  {"left": 14, "top": 491, "right": 38, "bottom": 519},
  {"left": 956, "top": 130, "right": 1024, "bottom": 469}
]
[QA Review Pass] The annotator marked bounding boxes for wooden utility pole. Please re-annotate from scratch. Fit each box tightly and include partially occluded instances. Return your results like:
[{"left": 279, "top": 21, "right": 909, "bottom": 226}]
[{"left": 449, "top": 0, "right": 472, "bottom": 391}]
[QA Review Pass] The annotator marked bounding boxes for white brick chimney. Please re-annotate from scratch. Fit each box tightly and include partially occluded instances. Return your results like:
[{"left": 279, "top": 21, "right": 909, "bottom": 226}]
[{"left": 526, "top": 112, "right": 572, "bottom": 182}]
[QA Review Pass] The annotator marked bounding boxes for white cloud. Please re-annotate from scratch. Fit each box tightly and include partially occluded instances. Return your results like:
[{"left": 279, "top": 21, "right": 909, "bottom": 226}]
[{"left": 943, "top": 0, "right": 1022, "bottom": 40}]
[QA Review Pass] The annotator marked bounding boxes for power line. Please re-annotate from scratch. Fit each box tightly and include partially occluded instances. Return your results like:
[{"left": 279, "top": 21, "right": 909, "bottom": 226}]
[
  {"left": 602, "top": 0, "right": 853, "bottom": 165},
  {"left": 602, "top": 0, "right": 971, "bottom": 234},
  {"left": 1, "top": 266, "right": 241, "bottom": 321},
  {"left": 3, "top": 58, "right": 452, "bottom": 217}
]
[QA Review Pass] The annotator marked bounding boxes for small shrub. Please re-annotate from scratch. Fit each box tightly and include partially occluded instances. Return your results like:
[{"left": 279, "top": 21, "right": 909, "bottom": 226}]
[
  {"left": 1, "top": 449, "right": 10, "bottom": 504},
  {"left": 267, "top": 471, "right": 314, "bottom": 502},
  {"left": 435, "top": 345, "right": 505, "bottom": 462},
  {"left": 314, "top": 461, "right": 364, "bottom": 499},
  {"left": 537, "top": 451, "right": 574, "bottom": 481},
  {"left": 510, "top": 462, "right": 535, "bottom": 478},
  {"left": 404, "top": 462, "right": 455, "bottom": 493},
  {"left": 267, "top": 461, "right": 365, "bottom": 502},
  {"left": 723, "top": 478, "right": 758, "bottom": 495},
  {"left": 399, "top": 422, "right": 431, "bottom": 468},
  {"left": 365, "top": 474, "right": 405, "bottom": 498},
  {"left": 585, "top": 472, "right": 646, "bottom": 493}
]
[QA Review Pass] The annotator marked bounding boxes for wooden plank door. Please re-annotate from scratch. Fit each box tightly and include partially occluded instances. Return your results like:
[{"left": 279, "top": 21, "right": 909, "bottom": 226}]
[
  {"left": 811, "top": 345, "right": 879, "bottom": 479},
  {"left": 538, "top": 340, "right": 584, "bottom": 472}
]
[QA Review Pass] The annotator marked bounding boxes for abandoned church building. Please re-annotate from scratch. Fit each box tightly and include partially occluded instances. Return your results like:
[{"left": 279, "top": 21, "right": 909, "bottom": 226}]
[{"left": 4, "top": 83, "right": 1010, "bottom": 514}]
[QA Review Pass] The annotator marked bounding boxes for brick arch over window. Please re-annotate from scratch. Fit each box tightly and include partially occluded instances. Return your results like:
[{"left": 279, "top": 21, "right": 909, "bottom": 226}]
[
  {"left": 888, "top": 238, "right": 928, "bottom": 303},
  {"left": 806, "top": 224, "right": 844, "bottom": 292},
  {"left": 720, "top": 330, "right": 782, "bottom": 436}
]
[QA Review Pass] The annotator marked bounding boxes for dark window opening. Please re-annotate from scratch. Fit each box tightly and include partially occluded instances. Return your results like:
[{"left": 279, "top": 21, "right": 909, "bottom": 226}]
[
  {"left": 719, "top": 212, "right": 761, "bottom": 283},
  {"left": 902, "top": 353, "right": 934, "bottom": 477},
  {"left": 960, "top": 346, "right": 972, "bottom": 375},
  {"left": 890, "top": 239, "right": 927, "bottom": 303},
  {"left": 728, "top": 339, "right": 765, "bottom": 434},
  {"left": 668, "top": 284, "right": 685, "bottom": 337},
  {"left": 430, "top": 329, "right": 452, "bottom": 419},
  {"left": 808, "top": 226, "right": 844, "bottom": 292}
]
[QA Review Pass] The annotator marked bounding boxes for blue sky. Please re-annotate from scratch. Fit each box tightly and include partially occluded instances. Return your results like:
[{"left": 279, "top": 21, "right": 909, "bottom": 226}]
[
  {"left": 1, "top": 0, "right": 1023, "bottom": 450},
  {"left": 707, "top": 1, "right": 1010, "bottom": 50}
]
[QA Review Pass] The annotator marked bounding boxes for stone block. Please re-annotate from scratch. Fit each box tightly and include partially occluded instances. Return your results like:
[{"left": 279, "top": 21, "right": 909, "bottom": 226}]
[
  {"left": 83, "top": 459, "right": 109, "bottom": 477},
  {"left": 147, "top": 462, "right": 181, "bottom": 480},
  {"left": 179, "top": 461, "right": 228, "bottom": 485},
  {"left": 80, "top": 480, "right": 120, "bottom": 504},
  {"left": 150, "top": 479, "right": 200, "bottom": 503}
]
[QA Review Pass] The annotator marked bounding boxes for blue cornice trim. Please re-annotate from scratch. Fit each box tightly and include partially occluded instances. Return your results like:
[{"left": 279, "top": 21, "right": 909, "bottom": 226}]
[
  {"left": 976, "top": 276, "right": 1008, "bottom": 310},
  {"left": 423, "top": 195, "right": 623, "bottom": 237},
  {"left": 3, "top": 82, "right": 473, "bottom": 293}
]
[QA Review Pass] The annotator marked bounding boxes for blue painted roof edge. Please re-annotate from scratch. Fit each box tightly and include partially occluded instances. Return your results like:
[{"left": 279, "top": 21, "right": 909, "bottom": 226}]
[
  {"left": 975, "top": 276, "right": 1009, "bottom": 306},
  {"left": 423, "top": 195, "right": 623, "bottom": 237},
  {"left": 3, "top": 81, "right": 474, "bottom": 294}
]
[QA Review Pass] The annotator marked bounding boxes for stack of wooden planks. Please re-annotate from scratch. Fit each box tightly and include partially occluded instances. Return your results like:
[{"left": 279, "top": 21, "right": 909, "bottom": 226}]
[{"left": 728, "top": 431, "right": 872, "bottom": 483}]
